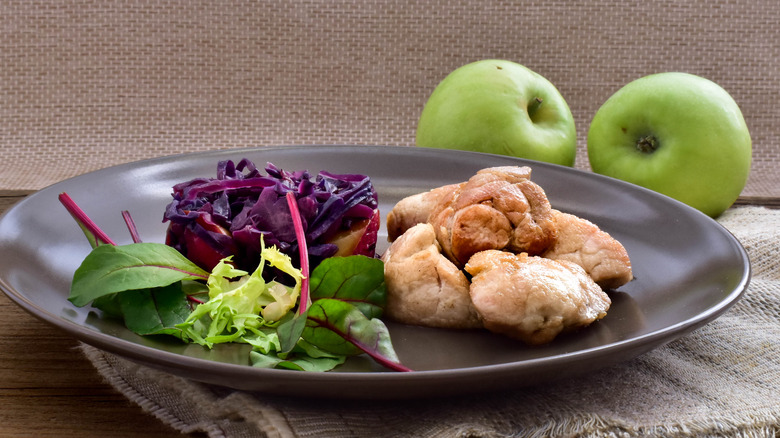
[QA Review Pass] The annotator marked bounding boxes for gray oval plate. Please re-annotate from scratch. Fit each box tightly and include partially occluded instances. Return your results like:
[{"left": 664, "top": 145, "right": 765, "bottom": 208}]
[{"left": 0, "top": 145, "right": 750, "bottom": 399}]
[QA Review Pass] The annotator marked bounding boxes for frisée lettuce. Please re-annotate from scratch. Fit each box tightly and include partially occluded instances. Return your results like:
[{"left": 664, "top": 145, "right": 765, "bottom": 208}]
[{"left": 175, "top": 244, "right": 302, "bottom": 348}]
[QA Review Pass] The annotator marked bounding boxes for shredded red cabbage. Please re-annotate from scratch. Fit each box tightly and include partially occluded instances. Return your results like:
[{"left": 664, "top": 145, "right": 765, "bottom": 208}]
[{"left": 163, "top": 159, "right": 379, "bottom": 273}]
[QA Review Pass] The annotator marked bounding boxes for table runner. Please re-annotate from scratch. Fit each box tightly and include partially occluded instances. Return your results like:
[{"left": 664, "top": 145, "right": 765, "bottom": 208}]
[{"left": 78, "top": 205, "right": 780, "bottom": 438}]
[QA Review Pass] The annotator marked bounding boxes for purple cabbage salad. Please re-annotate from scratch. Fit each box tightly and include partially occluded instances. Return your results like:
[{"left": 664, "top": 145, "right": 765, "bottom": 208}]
[{"left": 163, "top": 158, "right": 379, "bottom": 274}]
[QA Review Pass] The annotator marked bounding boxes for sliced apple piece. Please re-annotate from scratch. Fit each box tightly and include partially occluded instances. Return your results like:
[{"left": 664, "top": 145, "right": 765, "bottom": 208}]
[{"left": 329, "top": 209, "right": 380, "bottom": 257}]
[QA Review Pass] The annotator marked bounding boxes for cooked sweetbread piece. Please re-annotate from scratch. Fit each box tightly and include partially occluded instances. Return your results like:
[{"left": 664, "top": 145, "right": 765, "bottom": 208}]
[
  {"left": 465, "top": 250, "right": 611, "bottom": 345},
  {"left": 386, "top": 166, "right": 546, "bottom": 244},
  {"left": 543, "top": 210, "right": 633, "bottom": 290},
  {"left": 428, "top": 166, "right": 556, "bottom": 266},
  {"left": 386, "top": 183, "right": 459, "bottom": 241},
  {"left": 386, "top": 167, "right": 556, "bottom": 266},
  {"left": 382, "top": 222, "right": 482, "bottom": 329}
]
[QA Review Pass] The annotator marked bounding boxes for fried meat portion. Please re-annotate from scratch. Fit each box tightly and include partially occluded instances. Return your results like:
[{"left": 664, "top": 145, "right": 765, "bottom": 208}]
[
  {"left": 382, "top": 166, "right": 632, "bottom": 345},
  {"left": 386, "top": 183, "right": 459, "bottom": 241},
  {"left": 381, "top": 223, "right": 482, "bottom": 329},
  {"left": 543, "top": 210, "right": 633, "bottom": 290},
  {"left": 388, "top": 166, "right": 556, "bottom": 267},
  {"left": 465, "top": 250, "right": 611, "bottom": 345}
]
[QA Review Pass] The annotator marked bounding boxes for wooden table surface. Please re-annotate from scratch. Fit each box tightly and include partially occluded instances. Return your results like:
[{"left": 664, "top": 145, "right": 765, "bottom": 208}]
[
  {"left": 0, "top": 190, "right": 777, "bottom": 437},
  {"left": 0, "top": 192, "right": 199, "bottom": 438}
]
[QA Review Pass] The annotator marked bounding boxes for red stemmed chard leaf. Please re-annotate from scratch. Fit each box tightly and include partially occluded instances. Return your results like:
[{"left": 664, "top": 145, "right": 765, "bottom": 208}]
[
  {"left": 59, "top": 192, "right": 116, "bottom": 248},
  {"left": 286, "top": 191, "right": 310, "bottom": 315},
  {"left": 68, "top": 242, "right": 210, "bottom": 307},
  {"left": 122, "top": 210, "right": 143, "bottom": 243},
  {"left": 303, "top": 298, "right": 411, "bottom": 372}
]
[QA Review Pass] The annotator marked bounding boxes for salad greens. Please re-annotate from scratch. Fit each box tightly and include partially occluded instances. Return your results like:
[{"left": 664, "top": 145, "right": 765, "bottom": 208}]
[
  {"left": 58, "top": 170, "right": 411, "bottom": 373},
  {"left": 68, "top": 242, "right": 209, "bottom": 307},
  {"left": 174, "top": 246, "right": 302, "bottom": 348}
]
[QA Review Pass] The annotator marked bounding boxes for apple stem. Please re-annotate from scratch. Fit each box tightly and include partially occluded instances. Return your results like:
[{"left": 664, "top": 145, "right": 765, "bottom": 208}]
[
  {"left": 636, "top": 135, "right": 659, "bottom": 154},
  {"left": 528, "top": 97, "right": 543, "bottom": 119}
]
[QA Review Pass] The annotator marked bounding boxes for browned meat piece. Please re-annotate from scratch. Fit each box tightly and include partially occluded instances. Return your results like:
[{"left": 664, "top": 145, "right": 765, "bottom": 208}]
[
  {"left": 543, "top": 210, "right": 633, "bottom": 290},
  {"left": 382, "top": 223, "right": 482, "bottom": 329},
  {"left": 386, "top": 183, "right": 459, "bottom": 241},
  {"left": 429, "top": 166, "right": 556, "bottom": 266},
  {"left": 382, "top": 166, "right": 632, "bottom": 345},
  {"left": 465, "top": 250, "right": 611, "bottom": 345}
]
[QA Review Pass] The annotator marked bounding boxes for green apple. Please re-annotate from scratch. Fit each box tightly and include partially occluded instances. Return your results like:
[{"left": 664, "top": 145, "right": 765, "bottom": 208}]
[
  {"left": 587, "top": 72, "right": 751, "bottom": 217},
  {"left": 416, "top": 60, "right": 577, "bottom": 166}
]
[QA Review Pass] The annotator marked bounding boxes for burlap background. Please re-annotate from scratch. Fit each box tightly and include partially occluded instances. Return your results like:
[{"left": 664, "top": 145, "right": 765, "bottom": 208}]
[{"left": 2, "top": 0, "right": 778, "bottom": 196}]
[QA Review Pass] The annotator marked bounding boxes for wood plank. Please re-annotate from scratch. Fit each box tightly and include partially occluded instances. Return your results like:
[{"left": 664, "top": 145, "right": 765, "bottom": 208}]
[
  {"left": 0, "top": 193, "right": 31, "bottom": 213},
  {"left": 733, "top": 196, "right": 780, "bottom": 209},
  {"left": 0, "top": 293, "right": 196, "bottom": 437},
  {"left": 0, "top": 194, "right": 195, "bottom": 436}
]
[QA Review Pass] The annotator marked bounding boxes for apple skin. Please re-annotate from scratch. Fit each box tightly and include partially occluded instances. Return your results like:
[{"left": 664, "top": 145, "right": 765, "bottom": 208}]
[
  {"left": 416, "top": 60, "right": 577, "bottom": 166},
  {"left": 587, "top": 72, "right": 752, "bottom": 218}
]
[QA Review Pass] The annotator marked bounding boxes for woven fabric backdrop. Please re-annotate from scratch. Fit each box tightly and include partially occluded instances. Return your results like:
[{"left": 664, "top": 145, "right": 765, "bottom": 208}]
[{"left": 2, "top": 0, "right": 779, "bottom": 196}]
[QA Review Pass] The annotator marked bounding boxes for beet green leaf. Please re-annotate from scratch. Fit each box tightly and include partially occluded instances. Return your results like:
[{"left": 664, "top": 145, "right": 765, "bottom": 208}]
[
  {"left": 69, "top": 242, "right": 210, "bottom": 307},
  {"left": 116, "top": 283, "right": 193, "bottom": 338},
  {"left": 250, "top": 339, "right": 346, "bottom": 372},
  {"left": 309, "top": 255, "right": 386, "bottom": 319},
  {"left": 303, "top": 298, "right": 410, "bottom": 372}
]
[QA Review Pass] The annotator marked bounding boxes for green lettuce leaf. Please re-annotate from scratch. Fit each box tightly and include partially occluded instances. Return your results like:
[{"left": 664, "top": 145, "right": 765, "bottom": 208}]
[
  {"left": 303, "top": 298, "right": 410, "bottom": 371},
  {"left": 309, "top": 255, "right": 386, "bottom": 319},
  {"left": 69, "top": 243, "right": 209, "bottom": 307},
  {"left": 250, "top": 339, "right": 346, "bottom": 372},
  {"left": 117, "top": 283, "right": 192, "bottom": 338},
  {"left": 177, "top": 245, "right": 303, "bottom": 348}
]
